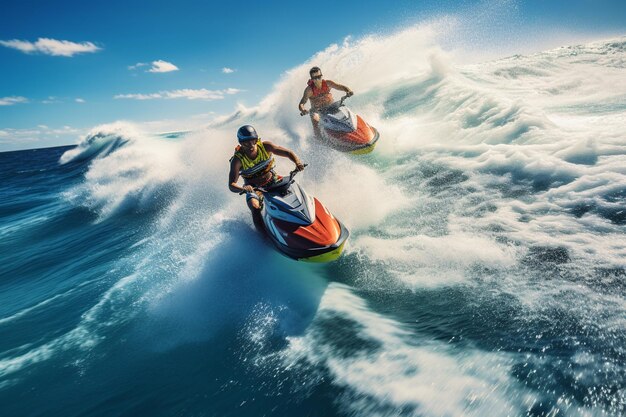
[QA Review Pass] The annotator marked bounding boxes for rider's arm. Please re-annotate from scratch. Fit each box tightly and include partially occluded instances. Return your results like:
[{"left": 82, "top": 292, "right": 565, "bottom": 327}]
[
  {"left": 299, "top": 87, "right": 311, "bottom": 113},
  {"left": 263, "top": 141, "right": 305, "bottom": 170},
  {"left": 228, "top": 157, "right": 248, "bottom": 193},
  {"left": 327, "top": 80, "right": 353, "bottom": 95}
]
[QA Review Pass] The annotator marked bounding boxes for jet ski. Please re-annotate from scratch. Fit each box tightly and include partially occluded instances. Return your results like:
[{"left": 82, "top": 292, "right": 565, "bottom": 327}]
[
  {"left": 245, "top": 167, "right": 349, "bottom": 262},
  {"left": 314, "top": 95, "right": 380, "bottom": 154}
]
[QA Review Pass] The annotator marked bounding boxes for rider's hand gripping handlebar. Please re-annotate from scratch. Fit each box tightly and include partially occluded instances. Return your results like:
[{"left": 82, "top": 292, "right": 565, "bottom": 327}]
[{"left": 239, "top": 164, "right": 307, "bottom": 194}]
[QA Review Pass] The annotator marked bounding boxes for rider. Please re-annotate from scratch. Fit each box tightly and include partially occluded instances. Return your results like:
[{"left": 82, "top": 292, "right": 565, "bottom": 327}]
[
  {"left": 229, "top": 125, "right": 305, "bottom": 230},
  {"left": 298, "top": 66, "right": 353, "bottom": 138}
]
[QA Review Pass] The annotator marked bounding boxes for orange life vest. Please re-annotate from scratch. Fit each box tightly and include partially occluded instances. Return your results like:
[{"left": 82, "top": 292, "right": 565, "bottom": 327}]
[{"left": 308, "top": 79, "right": 333, "bottom": 109}]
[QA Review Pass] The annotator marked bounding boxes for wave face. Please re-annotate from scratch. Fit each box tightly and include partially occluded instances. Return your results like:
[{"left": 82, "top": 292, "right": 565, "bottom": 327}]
[{"left": 1, "top": 23, "right": 625, "bottom": 416}]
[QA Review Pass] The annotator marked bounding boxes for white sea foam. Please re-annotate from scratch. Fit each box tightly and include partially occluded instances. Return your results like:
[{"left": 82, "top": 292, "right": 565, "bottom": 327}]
[
  {"left": 353, "top": 233, "right": 517, "bottom": 287},
  {"left": 61, "top": 29, "right": 626, "bottom": 269},
  {"left": 54, "top": 27, "right": 625, "bottom": 325},
  {"left": 279, "top": 284, "right": 540, "bottom": 417}
]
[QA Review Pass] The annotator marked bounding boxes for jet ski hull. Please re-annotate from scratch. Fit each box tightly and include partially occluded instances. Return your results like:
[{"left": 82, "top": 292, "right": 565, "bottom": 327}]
[
  {"left": 260, "top": 180, "right": 349, "bottom": 263},
  {"left": 265, "top": 217, "right": 349, "bottom": 262},
  {"left": 319, "top": 105, "right": 380, "bottom": 154}
]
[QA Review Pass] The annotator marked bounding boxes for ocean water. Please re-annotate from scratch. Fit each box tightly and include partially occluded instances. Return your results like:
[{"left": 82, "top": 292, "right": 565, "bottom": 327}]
[{"left": 1, "top": 26, "right": 625, "bottom": 417}]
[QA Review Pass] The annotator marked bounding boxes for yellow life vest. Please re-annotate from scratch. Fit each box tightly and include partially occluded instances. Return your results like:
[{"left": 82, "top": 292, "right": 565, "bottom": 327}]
[{"left": 232, "top": 139, "right": 275, "bottom": 179}]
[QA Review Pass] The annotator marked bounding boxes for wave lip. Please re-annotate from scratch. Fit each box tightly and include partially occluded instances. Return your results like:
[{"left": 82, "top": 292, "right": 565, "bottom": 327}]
[{"left": 59, "top": 122, "right": 139, "bottom": 164}]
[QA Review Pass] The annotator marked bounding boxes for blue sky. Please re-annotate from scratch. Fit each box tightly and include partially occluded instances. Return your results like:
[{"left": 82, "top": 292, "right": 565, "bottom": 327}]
[{"left": 1, "top": 0, "right": 625, "bottom": 151}]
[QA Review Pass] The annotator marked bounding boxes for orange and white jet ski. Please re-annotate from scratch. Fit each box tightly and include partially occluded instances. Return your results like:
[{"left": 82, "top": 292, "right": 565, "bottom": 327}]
[
  {"left": 313, "top": 95, "right": 380, "bottom": 154},
  {"left": 249, "top": 167, "right": 349, "bottom": 262}
]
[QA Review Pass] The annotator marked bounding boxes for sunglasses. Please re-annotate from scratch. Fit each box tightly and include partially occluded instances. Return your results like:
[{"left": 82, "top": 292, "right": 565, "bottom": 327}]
[{"left": 311, "top": 74, "right": 323, "bottom": 80}]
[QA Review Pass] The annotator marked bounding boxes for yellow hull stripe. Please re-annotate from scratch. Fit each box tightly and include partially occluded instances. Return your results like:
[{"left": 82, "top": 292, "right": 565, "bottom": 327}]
[{"left": 300, "top": 241, "right": 346, "bottom": 263}]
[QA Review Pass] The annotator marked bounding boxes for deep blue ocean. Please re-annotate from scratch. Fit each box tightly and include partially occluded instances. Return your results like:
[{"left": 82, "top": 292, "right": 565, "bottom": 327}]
[{"left": 1, "top": 34, "right": 625, "bottom": 417}]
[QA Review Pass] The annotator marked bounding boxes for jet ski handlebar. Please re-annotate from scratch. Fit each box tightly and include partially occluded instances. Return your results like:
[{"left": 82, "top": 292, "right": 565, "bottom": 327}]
[
  {"left": 288, "top": 163, "right": 308, "bottom": 181},
  {"left": 300, "top": 94, "right": 352, "bottom": 116},
  {"left": 239, "top": 164, "right": 308, "bottom": 194}
]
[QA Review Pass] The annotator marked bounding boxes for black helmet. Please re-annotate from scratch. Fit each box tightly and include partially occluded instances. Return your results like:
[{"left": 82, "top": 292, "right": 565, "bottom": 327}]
[{"left": 237, "top": 125, "right": 258, "bottom": 143}]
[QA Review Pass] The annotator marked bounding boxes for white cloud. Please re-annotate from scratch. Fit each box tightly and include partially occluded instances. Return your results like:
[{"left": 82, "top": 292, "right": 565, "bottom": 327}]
[
  {"left": 42, "top": 96, "right": 61, "bottom": 104},
  {"left": 0, "top": 96, "right": 28, "bottom": 106},
  {"left": 128, "top": 62, "right": 148, "bottom": 70},
  {"left": 75, "top": 98, "right": 86, "bottom": 103},
  {"left": 128, "top": 60, "right": 179, "bottom": 73},
  {"left": 148, "top": 60, "right": 179, "bottom": 73},
  {"left": 222, "top": 67, "right": 235, "bottom": 74},
  {"left": 191, "top": 111, "right": 216, "bottom": 119},
  {"left": 166, "top": 89, "right": 223, "bottom": 99},
  {"left": 114, "top": 93, "right": 163, "bottom": 100},
  {"left": 0, "top": 38, "right": 100, "bottom": 57},
  {"left": 114, "top": 88, "right": 243, "bottom": 101}
]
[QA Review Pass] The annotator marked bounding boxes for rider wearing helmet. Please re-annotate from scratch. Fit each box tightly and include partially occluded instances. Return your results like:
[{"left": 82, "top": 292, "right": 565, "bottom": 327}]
[
  {"left": 229, "top": 125, "right": 305, "bottom": 230},
  {"left": 298, "top": 66, "right": 353, "bottom": 138}
]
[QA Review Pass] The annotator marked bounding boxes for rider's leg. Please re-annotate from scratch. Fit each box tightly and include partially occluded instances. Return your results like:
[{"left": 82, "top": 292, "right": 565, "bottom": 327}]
[
  {"left": 310, "top": 112, "right": 322, "bottom": 139},
  {"left": 246, "top": 191, "right": 265, "bottom": 233}
]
